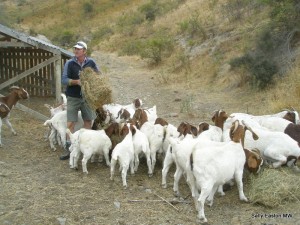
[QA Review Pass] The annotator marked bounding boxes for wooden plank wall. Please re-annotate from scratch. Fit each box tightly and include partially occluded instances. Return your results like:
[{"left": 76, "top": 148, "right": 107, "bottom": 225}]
[{"left": 0, "top": 47, "right": 68, "bottom": 97}]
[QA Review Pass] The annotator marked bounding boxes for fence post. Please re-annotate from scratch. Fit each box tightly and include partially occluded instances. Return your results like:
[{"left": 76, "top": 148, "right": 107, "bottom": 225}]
[{"left": 54, "top": 54, "right": 62, "bottom": 103}]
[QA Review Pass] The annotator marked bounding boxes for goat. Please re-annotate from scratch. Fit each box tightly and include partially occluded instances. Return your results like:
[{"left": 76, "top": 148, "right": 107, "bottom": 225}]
[
  {"left": 103, "top": 98, "right": 143, "bottom": 123},
  {"left": 43, "top": 111, "right": 84, "bottom": 151},
  {"left": 241, "top": 119, "right": 300, "bottom": 171},
  {"left": 256, "top": 116, "right": 300, "bottom": 147},
  {"left": 110, "top": 123, "right": 136, "bottom": 188},
  {"left": 162, "top": 122, "right": 223, "bottom": 197},
  {"left": 67, "top": 122, "right": 122, "bottom": 170},
  {"left": 154, "top": 117, "right": 168, "bottom": 126},
  {"left": 0, "top": 86, "right": 29, "bottom": 147},
  {"left": 131, "top": 124, "right": 152, "bottom": 176},
  {"left": 177, "top": 121, "right": 198, "bottom": 138},
  {"left": 188, "top": 120, "right": 258, "bottom": 223},
  {"left": 132, "top": 108, "right": 149, "bottom": 129},
  {"left": 44, "top": 93, "right": 67, "bottom": 118},
  {"left": 140, "top": 121, "right": 165, "bottom": 173},
  {"left": 67, "top": 127, "right": 112, "bottom": 174},
  {"left": 221, "top": 111, "right": 299, "bottom": 170},
  {"left": 92, "top": 107, "right": 112, "bottom": 130},
  {"left": 44, "top": 93, "right": 67, "bottom": 143}
]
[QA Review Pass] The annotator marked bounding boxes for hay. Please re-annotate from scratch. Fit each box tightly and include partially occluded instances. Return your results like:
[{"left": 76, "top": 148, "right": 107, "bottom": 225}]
[
  {"left": 80, "top": 67, "right": 113, "bottom": 110},
  {"left": 246, "top": 167, "right": 300, "bottom": 208}
]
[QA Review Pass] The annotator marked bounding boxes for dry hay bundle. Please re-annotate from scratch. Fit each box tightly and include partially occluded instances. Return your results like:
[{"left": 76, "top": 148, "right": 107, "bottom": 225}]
[
  {"left": 80, "top": 67, "right": 113, "bottom": 110},
  {"left": 247, "top": 167, "right": 300, "bottom": 208}
]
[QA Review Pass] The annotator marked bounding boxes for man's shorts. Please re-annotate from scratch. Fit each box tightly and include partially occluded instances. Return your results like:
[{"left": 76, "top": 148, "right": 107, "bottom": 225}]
[{"left": 67, "top": 96, "right": 96, "bottom": 122}]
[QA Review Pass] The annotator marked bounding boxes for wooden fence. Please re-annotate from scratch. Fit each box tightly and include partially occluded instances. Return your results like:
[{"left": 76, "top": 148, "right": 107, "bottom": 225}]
[{"left": 0, "top": 47, "right": 69, "bottom": 97}]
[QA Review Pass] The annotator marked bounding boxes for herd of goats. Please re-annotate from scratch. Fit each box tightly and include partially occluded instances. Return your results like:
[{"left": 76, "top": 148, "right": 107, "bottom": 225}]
[{"left": 1, "top": 86, "right": 300, "bottom": 223}]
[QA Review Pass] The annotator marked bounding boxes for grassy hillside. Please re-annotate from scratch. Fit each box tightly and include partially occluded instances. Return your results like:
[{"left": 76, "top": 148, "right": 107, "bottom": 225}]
[{"left": 1, "top": 0, "right": 300, "bottom": 113}]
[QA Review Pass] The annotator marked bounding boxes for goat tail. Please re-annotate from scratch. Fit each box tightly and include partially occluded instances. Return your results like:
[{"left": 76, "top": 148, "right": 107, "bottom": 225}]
[
  {"left": 43, "top": 120, "right": 52, "bottom": 126},
  {"left": 61, "top": 93, "right": 67, "bottom": 105}
]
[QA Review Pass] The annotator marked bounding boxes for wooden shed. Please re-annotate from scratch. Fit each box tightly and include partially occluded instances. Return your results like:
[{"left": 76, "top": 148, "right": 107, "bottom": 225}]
[{"left": 0, "top": 23, "right": 73, "bottom": 120}]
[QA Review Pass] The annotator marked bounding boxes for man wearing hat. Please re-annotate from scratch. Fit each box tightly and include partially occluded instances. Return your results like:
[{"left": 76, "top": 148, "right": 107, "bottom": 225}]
[{"left": 60, "top": 41, "right": 100, "bottom": 160}]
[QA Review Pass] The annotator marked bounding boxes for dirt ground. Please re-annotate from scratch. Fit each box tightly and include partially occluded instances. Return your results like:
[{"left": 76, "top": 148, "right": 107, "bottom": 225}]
[{"left": 0, "top": 51, "right": 300, "bottom": 225}]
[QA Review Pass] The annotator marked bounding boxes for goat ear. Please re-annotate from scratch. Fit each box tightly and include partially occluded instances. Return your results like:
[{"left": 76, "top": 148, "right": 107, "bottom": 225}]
[{"left": 211, "top": 110, "right": 219, "bottom": 122}]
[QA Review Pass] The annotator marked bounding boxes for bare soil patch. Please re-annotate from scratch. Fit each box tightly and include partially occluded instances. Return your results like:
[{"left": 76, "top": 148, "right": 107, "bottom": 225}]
[{"left": 0, "top": 52, "right": 299, "bottom": 225}]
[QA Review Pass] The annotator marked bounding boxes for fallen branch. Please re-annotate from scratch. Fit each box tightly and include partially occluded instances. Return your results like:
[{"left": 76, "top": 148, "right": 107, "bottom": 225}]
[
  {"left": 153, "top": 192, "right": 179, "bottom": 211},
  {"left": 127, "top": 199, "right": 191, "bottom": 204}
]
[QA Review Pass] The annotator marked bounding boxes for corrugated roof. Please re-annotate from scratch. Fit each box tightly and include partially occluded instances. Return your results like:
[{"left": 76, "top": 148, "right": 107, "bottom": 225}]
[{"left": 0, "top": 23, "right": 74, "bottom": 57}]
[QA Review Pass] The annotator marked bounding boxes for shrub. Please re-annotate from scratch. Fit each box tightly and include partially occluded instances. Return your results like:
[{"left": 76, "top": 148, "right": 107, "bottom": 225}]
[
  {"left": 230, "top": 53, "right": 278, "bottom": 89},
  {"left": 140, "top": 34, "right": 174, "bottom": 64},
  {"left": 177, "top": 11, "right": 207, "bottom": 44},
  {"left": 120, "top": 40, "right": 143, "bottom": 56},
  {"left": 83, "top": 2, "right": 93, "bottom": 15},
  {"left": 53, "top": 30, "right": 76, "bottom": 47},
  {"left": 92, "top": 26, "right": 114, "bottom": 41},
  {"left": 116, "top": 11, "right": 144, "bottom": 36}
]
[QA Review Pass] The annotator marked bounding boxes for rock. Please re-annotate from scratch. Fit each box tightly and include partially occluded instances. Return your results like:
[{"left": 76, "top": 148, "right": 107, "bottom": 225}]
[
  {"left": 57, "top": 217, "right": 66, "bottom": 225},
  {"left": 114, "top": 201, "right": 121, "bottom": 209}
]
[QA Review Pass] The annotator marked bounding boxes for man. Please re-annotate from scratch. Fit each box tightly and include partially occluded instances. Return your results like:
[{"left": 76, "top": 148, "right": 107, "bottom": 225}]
[{"left": 60, "top": 41, "right": 100, "bottom": 160}]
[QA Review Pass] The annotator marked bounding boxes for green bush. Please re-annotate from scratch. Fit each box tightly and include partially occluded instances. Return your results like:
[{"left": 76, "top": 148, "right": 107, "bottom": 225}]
[
  {"left": 229, "top": 0, "right": 299, "bottom": 90},
  {"left": 116, "top": 11, "right": 144, "bottom": 36},
  {"left": 177, "top": 11, "right": 206, "bottom": 43},
  {"left": 92, "top": 26, "right": 114, "bottom": 41},
  {"left": 140, "top": 34, "right": 174, "bottom": 64},
  {"left": 221, "top": 0, "right": 259, "bottom": 22},
  {"left": 139, "top": 0, "right": 160, "bottom": 21},
  {"left": 230, "top": 53, "right": 278, "bottom": 89},
  {"left": 53, "top": 30, "right": 76, "bottom": 47},
  {"left": 120, "top": 40, "right": 143, "bottom": 56},
  {"left": 139, "top": 0, "right": 186, "bottom": 21},
  {"left": 83, "top": 2, "right": 93, "bottom": 15}
]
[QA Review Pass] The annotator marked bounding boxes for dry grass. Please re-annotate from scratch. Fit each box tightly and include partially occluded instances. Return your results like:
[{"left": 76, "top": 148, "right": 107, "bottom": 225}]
[
  {"left": 267, "top": 61, "right": 300, "bottom": 113},
  {"left": 247, "top": 167, "right": 300, "bottom": 208},
  {"left": 80, "top": 67, "right": 113, "bottom": 110}
]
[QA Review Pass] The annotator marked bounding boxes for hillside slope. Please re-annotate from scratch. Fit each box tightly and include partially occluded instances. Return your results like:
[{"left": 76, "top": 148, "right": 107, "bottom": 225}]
[{"left": 1, "top": 0, "right": 300, "bottom": 113}]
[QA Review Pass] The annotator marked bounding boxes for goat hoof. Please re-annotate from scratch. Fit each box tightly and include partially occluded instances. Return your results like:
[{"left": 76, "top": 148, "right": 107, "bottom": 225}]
[
  {"left": 174, "top": 192, "right": 180, "bottom": 197},
  {"left": 162, "top": 184, "right": 167, "bottom": 189},
  {"left": 148, "top": 173, "right": 153, "bottom": 178}
]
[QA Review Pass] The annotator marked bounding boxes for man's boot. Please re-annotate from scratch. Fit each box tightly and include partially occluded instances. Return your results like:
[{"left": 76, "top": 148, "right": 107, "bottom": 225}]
[{"left": 60, "top": 142, "right": 71, "bottom": 160}]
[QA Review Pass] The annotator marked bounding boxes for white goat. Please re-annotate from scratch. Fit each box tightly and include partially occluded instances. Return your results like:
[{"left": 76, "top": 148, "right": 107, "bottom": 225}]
[
  {"left": 44, "top": 93, "right": 67, "bottom": 117},
  {"left": 140, "top": 121, "right": 165, "bottom": 173},
  {"left": 188, "top": 120, "right": 256, "bottom": 223},
  {"left": 242, "top": 120, "right": 300, "bottom": 170},
  {"left": 103, "top": 98, "right": 143, "bottom": 123},
  {"left": 68, "top": 128, "right": 112, "bottom": 174},
  {"left": 223, "top": 114, "right": 300, "bottom": 170},
  {"left": 131, "top": 125, "right": 153, "bottom": 176},
  {"left": 66, "top": 129, "right": 81, "bottom": 169},
  {"left": 43, "top": 111, "right": 83, "bottom": 151},
  {"left": 44, "top": 93, "right": 67, "bottom": 143},
  {"left": 162, "top": 123, "right": 223, "bottom": 197},
  {"left": 110, "top": 123, "right": 136, "bottom": 188},
  {"left": 144, "top": 105, "right": 157, "bottom": 123}
]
